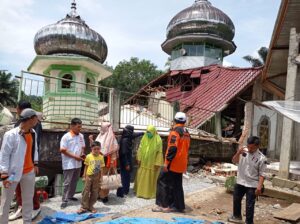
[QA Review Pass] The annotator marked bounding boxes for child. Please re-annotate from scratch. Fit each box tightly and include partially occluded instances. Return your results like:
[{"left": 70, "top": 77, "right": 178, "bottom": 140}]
[{"left": 77, "top": 141, "right": 104, "bottom": 214}]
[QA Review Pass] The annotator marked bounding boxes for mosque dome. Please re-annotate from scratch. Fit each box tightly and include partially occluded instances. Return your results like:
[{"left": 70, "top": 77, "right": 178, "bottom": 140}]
[
  {"left": 162, "top": 0, "right": 236, "bottom": 55},
  {"left": 34, "top": 1, "right": 107, "bottom": 63}
]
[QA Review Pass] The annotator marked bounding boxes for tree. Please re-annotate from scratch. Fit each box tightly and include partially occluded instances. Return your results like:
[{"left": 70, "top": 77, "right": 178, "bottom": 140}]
[
  {"left": 20, "top": 93, "right": 43, "bottom": 112},
  {"left": 100, "top": 57, "right": 162, "bottom": 93},
  {"left": 243, "top": 47, "right": 268, "bottom": 67},
  {"left": 0, "top": 71, "right": 19, "bottom": 106}
]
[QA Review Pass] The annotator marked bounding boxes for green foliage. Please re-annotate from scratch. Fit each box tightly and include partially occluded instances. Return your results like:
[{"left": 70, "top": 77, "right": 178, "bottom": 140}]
[
  {"left": 0, "top": 71, "right": 19, "bottom": 107},
  {"left": 100, "top": 57, "right": 162, "bottom": 93},
  {"left": 20, "top": 92, "right": 43, "bottom": 112},
  {"left": 225, "top": 175, "right": 236, "bottom": 193},
  {"left": 243, "top": 47, "right": 268, "bottom": 67}
]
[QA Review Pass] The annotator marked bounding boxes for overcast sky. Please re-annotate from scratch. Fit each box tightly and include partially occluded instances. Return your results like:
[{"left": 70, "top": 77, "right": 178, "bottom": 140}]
[{"left": 0, "top": 0, "right": 281, "bottom": 76}]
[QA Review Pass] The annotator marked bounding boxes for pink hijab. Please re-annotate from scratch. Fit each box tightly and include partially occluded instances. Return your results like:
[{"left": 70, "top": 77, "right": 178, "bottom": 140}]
[{"left": 95, "top": 122, "right": 119, "bottom": 156}]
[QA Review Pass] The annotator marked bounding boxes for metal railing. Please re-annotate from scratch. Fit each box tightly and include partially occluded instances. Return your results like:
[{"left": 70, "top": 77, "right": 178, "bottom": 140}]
[
  {"left": 119, "top": 90, "right": 174, "bottom": 132},
  {"left": 17, "top": 71, "right": 111, "bottom": 129},
  {"left": 17, "top": 71, "right": 176, "bottom": 131}
]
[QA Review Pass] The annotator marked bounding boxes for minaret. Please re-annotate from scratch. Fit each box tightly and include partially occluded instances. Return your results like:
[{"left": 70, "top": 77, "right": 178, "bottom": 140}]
[
  {"left": 162, "top": 0, "right": 236, "bottom": 70},
  {"left": 28, "top": 1, "right": 111, "bottom": 129}
]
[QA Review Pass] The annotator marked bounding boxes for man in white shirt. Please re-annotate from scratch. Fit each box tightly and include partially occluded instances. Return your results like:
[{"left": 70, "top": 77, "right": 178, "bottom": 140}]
[
  {"left": 0, "top": 108, "right": 39, "bottom": 224},
  {"left": 60, "top": 118, "right": 85, "bottom": 209},
  {"left": 229, "top": 136, "right": 267, "bottom": 224}
]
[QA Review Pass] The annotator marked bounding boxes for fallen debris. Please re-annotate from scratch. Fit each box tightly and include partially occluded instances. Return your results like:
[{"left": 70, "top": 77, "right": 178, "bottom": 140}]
[{"left": 273, "top": 203, "right": 300, "bottom": 222}]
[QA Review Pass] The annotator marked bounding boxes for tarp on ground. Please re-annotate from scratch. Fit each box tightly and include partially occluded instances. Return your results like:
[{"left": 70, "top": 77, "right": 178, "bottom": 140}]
[
  {"left": 98, "top": 217, "right": 224, "bottom": 224},
  {"left": 262, "top": 101, "right": 300, "bottom": 123},
  {"left": 38, "top": 212, "right": 105, "bottom": 224}
]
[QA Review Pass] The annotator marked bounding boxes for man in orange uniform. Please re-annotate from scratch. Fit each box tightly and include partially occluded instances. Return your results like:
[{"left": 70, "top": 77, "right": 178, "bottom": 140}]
[{"left": 153, "top": 112, "right": 190, "bottom": 213}]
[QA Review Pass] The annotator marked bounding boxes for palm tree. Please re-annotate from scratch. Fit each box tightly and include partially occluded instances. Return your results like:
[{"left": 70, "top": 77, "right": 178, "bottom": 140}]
[
  {"left": 243, "top": 47, "right": 268, "bottom": 67},
  {"left": 0, "top": 71, "right": 19, "bottom": 106}
]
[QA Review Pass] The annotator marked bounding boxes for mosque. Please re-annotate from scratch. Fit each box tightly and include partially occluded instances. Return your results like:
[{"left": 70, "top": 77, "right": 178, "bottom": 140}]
[
  {"left": 131, "top": 0, "right": 262, "bottom": 143},
  {"left": 27, "top": 1, "right": 111, "bottom": 129},
  {"left": 162, "top": 0, "right": 236, "bottom": 70}
]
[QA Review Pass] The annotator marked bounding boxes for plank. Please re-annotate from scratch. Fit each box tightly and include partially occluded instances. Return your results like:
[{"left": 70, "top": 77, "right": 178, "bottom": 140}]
[{"left": 273, "top": 203, "right": 300, "bottom": 222}]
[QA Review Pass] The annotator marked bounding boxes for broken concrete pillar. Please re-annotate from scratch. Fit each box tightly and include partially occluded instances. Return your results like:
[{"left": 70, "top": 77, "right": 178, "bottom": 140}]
[
  {"left": 109, "top": 88, "right": 121, "bottom": 132},
  {"left": 279, "top": 28, "right": 299, "bottom": 179},
  {"left": 215, "top": 111, "right": 222, "bottom": 138},
  {"left": 238, "top": 102, "right": 253, "bottom": 146}
]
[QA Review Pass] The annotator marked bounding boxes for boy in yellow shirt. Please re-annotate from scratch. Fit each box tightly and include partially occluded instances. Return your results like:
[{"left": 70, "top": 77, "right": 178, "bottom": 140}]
[{"left": 78, "top": 141, "right": 104, "bottom": 214}]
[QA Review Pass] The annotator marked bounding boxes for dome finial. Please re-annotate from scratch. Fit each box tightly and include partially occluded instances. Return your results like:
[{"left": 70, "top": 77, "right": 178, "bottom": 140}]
[
  {"left": 194, "top": 0, "right": 211, "bottom": 6},
  {"left": 69, "top": 0, "right": 78, "bottom": 17}
]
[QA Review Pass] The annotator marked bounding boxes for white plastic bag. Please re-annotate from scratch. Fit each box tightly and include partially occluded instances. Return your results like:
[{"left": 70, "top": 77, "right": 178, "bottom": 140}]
[{"left": 0, "top": 103, "right": 13, "bottom": 126}]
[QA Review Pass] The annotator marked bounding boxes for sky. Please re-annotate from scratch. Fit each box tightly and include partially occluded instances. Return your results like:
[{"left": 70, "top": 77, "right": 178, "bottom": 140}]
[{"left": 0, "top": 0, "right": 281, "bottom": 76}]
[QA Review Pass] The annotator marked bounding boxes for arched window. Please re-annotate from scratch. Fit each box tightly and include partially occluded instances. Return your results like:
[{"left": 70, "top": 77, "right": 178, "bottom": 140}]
[
  {"left": 258, "top": 117, "right": 269, "bottom": 155},
  {"left": 86, "top": 76, "right": 95, "bottom": 93},
  {"left": 61, "top": 74, "right": 73, "bottom": 89}
]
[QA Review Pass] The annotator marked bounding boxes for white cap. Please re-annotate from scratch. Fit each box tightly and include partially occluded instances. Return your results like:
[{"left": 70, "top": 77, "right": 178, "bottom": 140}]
[{"left": 174, "top": 112, "right": 186, "bottom": 123}]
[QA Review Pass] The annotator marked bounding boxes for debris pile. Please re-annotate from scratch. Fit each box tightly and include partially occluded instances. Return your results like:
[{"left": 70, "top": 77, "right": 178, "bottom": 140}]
[{"left": 193, "top": 161, "right": 238, "bottom": 177}]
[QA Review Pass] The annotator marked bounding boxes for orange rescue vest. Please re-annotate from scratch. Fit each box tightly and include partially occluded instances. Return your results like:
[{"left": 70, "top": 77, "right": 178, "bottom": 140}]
[{"left": 164, "top": 124, "right": 191, "bottom": 173}]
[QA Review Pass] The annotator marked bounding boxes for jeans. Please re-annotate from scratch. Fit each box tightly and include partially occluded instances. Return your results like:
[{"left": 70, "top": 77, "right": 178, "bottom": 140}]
[{"left": 233, "top": 184, "right": 256, "bottom": 224}]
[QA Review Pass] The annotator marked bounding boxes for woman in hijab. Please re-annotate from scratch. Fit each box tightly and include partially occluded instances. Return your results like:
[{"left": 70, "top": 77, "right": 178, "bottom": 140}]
[
  {"left": 134, "top": 125, "right": 163, "bottom": 199},
  {"left": 116, "top": 125, "right": 143, "bottom": 197},
  {"left": 89, "top": 122, "right": 119, "bottom": 203}
]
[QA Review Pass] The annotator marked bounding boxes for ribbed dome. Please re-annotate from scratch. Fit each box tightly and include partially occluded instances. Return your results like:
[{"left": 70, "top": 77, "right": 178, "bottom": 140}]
[
  {"left": 162, "top": 0, "right": 236, "bottom": 55},
  {"left": 34, "top": 2, "right": 107, "bottom": 63},
  {"left": 167, "top": 0, "right": 235, "bottom": 41}
]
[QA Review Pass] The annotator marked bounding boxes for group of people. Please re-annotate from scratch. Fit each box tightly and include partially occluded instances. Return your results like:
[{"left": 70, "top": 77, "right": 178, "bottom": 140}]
[
  {"left": 60, "top": 112, "right": 191, "bottom": 216},
  {"left": 0, "top": 100, "right": 267, "bottom": 224}
]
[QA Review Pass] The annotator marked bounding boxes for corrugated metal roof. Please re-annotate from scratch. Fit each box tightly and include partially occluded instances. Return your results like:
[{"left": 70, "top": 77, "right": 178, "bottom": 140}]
[{"left": 168, "top": 65, "right": 262, "bottom": 128}]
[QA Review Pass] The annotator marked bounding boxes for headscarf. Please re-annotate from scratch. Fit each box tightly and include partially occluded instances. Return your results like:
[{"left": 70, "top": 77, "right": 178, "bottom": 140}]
[
  {"left": 122, "top": 125, "right": 134, "bottom": 138},
  {"left": 137, "top": 125, "right": 163, "bottom": 168},
  {"left": 95, "top": 122, "right": 119, "bottom": 156}
]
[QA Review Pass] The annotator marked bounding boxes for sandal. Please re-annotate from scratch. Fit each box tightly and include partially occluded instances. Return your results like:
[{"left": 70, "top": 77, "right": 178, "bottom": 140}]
[
  {"left": 89, "top": 208, "right": 97, "bottom": 213},
  {"left": 152, "top": 207, "right": 164, "bottom": 212},
  {"left": 152, "top": 207, "right": 172, "bottom": 213},
  {"left": 77, "top": 208, "right": 87, "bottom": 214}
]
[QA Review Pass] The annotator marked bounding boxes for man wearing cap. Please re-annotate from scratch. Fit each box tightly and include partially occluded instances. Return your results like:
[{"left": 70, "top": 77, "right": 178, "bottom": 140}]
[
  {"left": 0, "top": 108, "right": 39, "bottom": 224},
  {"left": 153, "top": 112, "right": 191, "bottom": 213},
  {"left": 229, "top": 136, "right": 267, "bottom": 224},
  {"left": 9, "top": 100, "right": 42, "bottom": 221}
]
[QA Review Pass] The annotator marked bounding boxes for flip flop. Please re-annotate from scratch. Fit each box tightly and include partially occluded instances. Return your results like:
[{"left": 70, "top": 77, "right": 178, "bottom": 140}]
[
  {"left": 161, "top": 208, "right": 174, "bottom": 213},
  {"left": 77, "top": 208, "right": 87, "bottom": 214},
  {"left": 89, "top": 208, "right": 97, "bottom": 213},
  {"left": 151, "top": 207, "right": 164, "bottom": 212}
]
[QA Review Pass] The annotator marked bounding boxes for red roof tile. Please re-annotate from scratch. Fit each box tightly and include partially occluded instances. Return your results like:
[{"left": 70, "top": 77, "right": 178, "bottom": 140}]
[
  {"left": 174, "top": 65, "right": 262, "bottom": 128},
  {"left": 129, "top": 64, "right": 262, "bottom": 129}
]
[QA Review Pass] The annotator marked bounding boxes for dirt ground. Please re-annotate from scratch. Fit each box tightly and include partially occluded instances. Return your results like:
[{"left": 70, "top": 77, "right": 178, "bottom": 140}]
[{"left": 87, "top": 186, "right": 292, "bottom": 224}]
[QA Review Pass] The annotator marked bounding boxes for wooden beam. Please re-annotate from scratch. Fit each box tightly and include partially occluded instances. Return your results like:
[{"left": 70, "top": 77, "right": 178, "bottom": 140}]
[
  {"left": 268, "top": 72, "right": 287, "bottom": 80},
  {"left": 271, "top": 45, "right": 289, "bottom": 50},
  {"left": 262, "top": 80, "right": 285, "bottom": 99}
]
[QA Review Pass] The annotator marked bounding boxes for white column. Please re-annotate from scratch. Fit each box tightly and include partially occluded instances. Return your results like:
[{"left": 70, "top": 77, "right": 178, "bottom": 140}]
[
  {"left": 279, "top": 28, "right": 299, "bottom": 179},
  {"left": 215, "top": 112, "right": 222, "bottom": 138}
]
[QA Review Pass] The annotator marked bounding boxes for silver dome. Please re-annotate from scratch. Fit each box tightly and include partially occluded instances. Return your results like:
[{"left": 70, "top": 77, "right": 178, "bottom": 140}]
[
  {"left": 162, "top": 0, "right": 236, "bottom": 54},
  {"left": 34, "top": 2, "right": 107, "bottom": 63}
]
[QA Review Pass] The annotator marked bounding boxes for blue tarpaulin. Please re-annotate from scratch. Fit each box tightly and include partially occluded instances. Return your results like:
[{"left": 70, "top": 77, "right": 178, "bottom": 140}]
[
  {"left": 38, "top": 212, "right": 105, "bottom": 224},
  {"left": 98, "top": 217, "right": 225, "bottom": 224}
]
